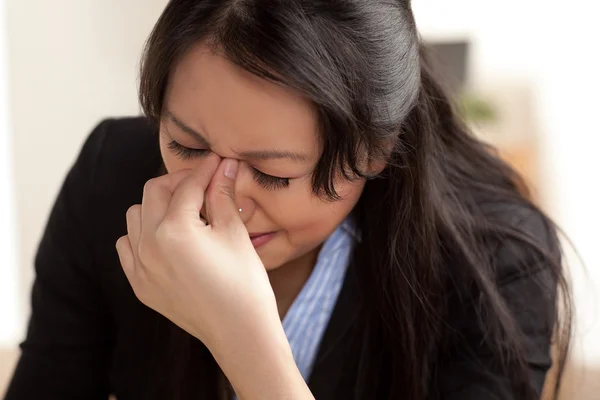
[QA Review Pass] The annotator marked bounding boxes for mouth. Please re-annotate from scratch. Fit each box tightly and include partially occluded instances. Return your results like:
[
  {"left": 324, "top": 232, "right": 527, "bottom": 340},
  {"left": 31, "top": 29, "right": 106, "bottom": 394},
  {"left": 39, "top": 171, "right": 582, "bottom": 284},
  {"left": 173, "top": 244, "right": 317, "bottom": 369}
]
[{"left": 248, "top": 231, "right": 277, "bottom": 249}]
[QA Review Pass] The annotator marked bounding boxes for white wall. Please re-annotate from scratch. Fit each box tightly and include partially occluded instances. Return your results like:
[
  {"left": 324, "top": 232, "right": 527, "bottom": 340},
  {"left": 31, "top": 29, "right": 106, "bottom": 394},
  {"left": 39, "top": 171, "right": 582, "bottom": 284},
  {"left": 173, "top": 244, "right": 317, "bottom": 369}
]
[
  {"left": 532, "top": 3, "right": 600, "bottom": 367},
  {"left": 0, "top": 0, "right": 19, "bottom": 347},
  {"left": 4, "top": 0, "right": 168, "bottom": 344},
  {"left": 415, "top": 0, "right": 600, "bottom": 365}
]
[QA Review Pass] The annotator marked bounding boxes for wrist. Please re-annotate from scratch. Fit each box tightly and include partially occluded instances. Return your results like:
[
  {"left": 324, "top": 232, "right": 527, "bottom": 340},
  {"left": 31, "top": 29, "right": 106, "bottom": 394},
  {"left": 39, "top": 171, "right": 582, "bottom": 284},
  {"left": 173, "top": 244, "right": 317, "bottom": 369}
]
[{"left": 210, "top": 315, "right": 312, "bottom": 400}]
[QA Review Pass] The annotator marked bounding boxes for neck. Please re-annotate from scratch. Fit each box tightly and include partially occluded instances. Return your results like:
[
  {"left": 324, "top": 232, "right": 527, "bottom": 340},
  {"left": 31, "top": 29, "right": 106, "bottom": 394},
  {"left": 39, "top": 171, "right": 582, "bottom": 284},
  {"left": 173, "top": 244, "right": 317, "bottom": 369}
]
[{"left": 268, "top": 246, "right": 321, "bottom": 319}]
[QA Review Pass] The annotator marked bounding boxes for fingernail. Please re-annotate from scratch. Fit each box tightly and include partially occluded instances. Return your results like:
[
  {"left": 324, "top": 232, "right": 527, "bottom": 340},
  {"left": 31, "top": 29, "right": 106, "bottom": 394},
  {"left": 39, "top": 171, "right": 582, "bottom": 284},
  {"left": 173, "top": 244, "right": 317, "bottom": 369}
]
[{"left": 224, "top": 159, "right": 238, "bottom": 179}]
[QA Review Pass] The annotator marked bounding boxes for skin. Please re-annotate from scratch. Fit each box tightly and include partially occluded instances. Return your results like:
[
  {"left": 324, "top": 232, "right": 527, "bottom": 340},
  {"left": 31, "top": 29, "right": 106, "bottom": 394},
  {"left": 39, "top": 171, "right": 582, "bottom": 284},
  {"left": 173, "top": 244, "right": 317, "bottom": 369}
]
[
  {"left": 117, "top": 158, "right": 313, "bottom": 399},
  {"left": 116, "top": 43, "right": 386, "bottom": 399},
  {"left": 159, "top": 44, "right": 369, "bottom": 316}
]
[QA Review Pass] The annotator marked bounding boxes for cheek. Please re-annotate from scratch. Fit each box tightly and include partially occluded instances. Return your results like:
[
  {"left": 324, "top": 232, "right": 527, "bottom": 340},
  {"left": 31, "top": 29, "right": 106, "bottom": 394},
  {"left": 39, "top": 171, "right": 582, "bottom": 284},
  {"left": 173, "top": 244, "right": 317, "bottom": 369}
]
[{"left": 268, "top": 178, "right": 365, "bottom": 244}]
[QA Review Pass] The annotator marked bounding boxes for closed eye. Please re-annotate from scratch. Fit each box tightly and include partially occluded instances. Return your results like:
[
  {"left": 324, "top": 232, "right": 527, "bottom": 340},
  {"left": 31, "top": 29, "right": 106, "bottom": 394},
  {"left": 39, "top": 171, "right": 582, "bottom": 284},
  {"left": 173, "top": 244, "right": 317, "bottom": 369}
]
[
  {"left": 167, "top": 140, "right": 209, "bottom": 160},
  {"left": 168, "top": 140, "right": 291, "bottom": 190},
  {"left": 250, "top": 168, "right": 290, "bottom": 190}
]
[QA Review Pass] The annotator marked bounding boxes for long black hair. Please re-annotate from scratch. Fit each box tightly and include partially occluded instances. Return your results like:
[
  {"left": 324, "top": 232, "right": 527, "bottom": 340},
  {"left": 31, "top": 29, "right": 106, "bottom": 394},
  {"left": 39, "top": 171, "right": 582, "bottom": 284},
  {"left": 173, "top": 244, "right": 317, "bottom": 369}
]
[{"left": 137, "top": 1, "right": 572, "bottom": 399}]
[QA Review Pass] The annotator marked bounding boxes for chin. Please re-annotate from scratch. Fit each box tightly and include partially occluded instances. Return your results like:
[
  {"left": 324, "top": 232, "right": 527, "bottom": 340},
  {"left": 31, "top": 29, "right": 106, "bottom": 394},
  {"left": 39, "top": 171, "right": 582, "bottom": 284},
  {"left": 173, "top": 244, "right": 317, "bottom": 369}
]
[
  {"left": 255, "top": 245, "right": 298, "bottom": 272},
  {"left": 257, "top": 253, "right": 288, "bottom": 271}
]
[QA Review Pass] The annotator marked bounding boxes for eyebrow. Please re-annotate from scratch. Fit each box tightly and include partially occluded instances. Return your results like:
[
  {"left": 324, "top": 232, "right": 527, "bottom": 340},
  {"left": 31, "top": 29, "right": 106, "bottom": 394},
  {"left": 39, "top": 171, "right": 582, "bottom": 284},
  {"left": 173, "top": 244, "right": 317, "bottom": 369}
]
[
  {"left": 166, "top": 111, "right": 211, "bottom": 148},
  {"left": 165, "top": 110, "right": 310, "bottom": 162},
  {"left": 238, "top": 149, "right": 308, "bottom": 162}
]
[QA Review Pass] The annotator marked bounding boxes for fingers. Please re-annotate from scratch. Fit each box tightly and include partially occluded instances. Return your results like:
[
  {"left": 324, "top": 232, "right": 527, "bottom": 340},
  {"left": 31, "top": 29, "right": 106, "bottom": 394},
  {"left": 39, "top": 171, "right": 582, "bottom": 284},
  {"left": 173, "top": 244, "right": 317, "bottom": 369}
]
[
  {"left": 141, "top": 169, "right": 191, "bottom": 234},
  {"left": 205, "top": 158, "right": 244, "bottom": 233},
  {"left": 166, "top": 154, "right": 221, "bottom": 222},
  {"left": 116, "top": 235, "right": 135, "bottom": 276},
  {"left": 126, "top": 204, "right": 142, "bottom": 250}
]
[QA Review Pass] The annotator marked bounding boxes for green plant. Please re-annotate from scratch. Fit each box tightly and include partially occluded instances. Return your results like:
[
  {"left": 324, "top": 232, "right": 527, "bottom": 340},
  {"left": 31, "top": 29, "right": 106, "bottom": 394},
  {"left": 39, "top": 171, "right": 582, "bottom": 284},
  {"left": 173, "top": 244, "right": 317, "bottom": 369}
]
[{"left": 458, "top": 93, "right": 498, "bottom": 123}]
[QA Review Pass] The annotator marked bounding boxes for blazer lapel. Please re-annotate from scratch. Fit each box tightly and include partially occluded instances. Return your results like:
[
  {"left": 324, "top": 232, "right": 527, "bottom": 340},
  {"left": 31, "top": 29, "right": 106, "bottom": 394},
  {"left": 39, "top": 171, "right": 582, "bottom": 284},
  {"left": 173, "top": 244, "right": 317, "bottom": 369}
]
[{"left": 308, "top": 263, "right": 361, "bottom": 399}]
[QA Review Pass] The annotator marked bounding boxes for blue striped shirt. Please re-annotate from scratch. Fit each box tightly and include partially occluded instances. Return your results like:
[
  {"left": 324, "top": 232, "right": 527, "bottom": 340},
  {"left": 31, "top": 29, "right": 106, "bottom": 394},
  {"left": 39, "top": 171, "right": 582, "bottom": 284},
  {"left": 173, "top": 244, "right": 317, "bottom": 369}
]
[{"left": 282, "top": 218, "right": 356, "bottom": 381}]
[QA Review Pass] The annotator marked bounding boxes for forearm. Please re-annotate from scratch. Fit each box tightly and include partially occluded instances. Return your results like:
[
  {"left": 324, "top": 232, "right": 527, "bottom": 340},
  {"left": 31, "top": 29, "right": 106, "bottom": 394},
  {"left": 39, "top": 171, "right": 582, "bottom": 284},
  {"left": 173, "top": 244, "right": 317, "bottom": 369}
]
[{"left": 209, "top": 312, "right": 314, "bottom": 400}]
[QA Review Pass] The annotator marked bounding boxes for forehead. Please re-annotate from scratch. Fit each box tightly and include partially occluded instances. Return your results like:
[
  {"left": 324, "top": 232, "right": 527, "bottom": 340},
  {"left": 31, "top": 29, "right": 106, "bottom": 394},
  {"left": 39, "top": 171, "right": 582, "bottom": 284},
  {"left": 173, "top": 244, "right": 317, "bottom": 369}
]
[{"left": 164, "top": 44, "right": 320, "bottom": 159}]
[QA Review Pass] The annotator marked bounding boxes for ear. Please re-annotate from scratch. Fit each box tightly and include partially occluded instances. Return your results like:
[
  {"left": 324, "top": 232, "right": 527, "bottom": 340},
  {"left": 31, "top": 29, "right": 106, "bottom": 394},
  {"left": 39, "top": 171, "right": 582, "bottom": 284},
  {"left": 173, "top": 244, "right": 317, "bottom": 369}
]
[
  {"left": 367, "top": 157, "right": 387, "bottom": 176},
  {"left": 364, "top": 137, "right": 396, "bottom": 177}
]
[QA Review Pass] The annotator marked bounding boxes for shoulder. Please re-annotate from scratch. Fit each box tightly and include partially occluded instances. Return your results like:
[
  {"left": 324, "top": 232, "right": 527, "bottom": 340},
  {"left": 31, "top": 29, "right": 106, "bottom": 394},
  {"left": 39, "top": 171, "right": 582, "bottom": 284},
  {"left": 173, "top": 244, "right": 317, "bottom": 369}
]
[
  {"left": 81, "top": 116, "right": 162, "bottom": 190},
  {"left": 478, "top": 200, "right": 561, "bottom": 286},
  {"left": 71, "top": 116, "right": 162, "bottom": 239},
  {"left": 436, "top": 201, "right": 562, "bottom": 397}
]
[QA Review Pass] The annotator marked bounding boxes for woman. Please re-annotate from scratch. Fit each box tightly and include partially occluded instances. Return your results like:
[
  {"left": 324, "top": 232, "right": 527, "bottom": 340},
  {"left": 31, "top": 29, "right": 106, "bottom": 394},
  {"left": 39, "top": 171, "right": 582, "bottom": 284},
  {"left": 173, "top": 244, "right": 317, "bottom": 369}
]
[{"left": 5, "top": 1, "right": 571, "bottom": 399}]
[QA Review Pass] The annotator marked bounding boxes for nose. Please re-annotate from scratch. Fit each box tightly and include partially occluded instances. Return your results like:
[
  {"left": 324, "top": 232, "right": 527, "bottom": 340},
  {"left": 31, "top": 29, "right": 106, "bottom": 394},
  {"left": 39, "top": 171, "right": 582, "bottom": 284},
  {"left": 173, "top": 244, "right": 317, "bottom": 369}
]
[
  {"left": 199, "top": 175, "right": 255, "bottom": 226},
  {"left": 234, "top": 162, "right": 257, "bottom": 225},
  {"left": 200, "top": 186, "right": 255, "bottom": 225},
  {"left": 199, "top": 159, "right": 257, "bottom": 225},
  {"left": 236, "top": 196, "right": 256, "bottom": 224}
]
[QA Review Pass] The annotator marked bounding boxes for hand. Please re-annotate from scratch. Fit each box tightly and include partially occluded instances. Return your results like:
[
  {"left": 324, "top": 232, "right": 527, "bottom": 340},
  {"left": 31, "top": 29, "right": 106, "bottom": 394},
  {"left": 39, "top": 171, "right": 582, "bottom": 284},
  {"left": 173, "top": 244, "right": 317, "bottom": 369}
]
[
  {"left": 116, "top": 154, "right": 313, "bottom": 399},
  {"left": 115, "top": 154, "right": 279, "bottom": 349}
]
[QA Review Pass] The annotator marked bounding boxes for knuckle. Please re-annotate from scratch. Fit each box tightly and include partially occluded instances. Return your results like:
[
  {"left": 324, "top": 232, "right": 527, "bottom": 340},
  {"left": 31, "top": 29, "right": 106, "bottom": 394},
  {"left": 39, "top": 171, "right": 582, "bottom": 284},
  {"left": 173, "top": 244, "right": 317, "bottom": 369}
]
[
  {"left": 137, "top": 237, "right": 155, "bottom": 266},
  {"left": 155, "top": 220, "right": 182, "bottom": 245},
  {"left": 126, "top": 204, "right": 141, "bottom": 219},
  {"left": 132, "top": 285, "right": 149, "bottom": 306},
  {"left": 128, "top": 270, "right": 150, "bottom": 304},
  {"left": 126, "top": 272, "right": 143, "bottom": 298},
  {"left": 115, "top": 235, "right": 128, "bottom": 250},
  {"left": 143, "top": 177, "right": 161, "bottom": 197},
  {"left": 214, "top": 183, "right": 235, "bottom": 201}
]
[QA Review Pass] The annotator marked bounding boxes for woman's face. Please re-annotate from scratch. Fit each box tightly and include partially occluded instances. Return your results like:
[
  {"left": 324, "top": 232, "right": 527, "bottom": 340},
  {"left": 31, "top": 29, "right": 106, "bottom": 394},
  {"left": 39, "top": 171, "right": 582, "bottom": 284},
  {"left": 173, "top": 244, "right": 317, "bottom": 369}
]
[{"left": 160, "top": 44, "right": 367, "bottom": 271}]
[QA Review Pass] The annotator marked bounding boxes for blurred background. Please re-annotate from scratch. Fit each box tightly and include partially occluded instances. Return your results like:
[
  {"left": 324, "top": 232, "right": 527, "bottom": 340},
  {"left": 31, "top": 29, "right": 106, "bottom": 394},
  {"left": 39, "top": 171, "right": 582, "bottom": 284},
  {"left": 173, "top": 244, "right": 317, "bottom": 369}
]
[{"left": 0, "top": 0, "right": 598, "bottom": 398}]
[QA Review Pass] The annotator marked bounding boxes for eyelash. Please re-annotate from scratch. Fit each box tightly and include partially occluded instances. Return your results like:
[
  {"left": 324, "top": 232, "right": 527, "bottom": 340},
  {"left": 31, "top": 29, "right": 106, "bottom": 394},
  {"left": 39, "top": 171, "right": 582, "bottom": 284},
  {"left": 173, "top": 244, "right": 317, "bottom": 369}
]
[
  {"left": 167, "top": 141, "right": 290, "bottom": 190},
  {"left": 250, "top": 168, "right": 290, "bottom": 190},
  {"left": 167, "top": 140, "right": 207, "bottom": 160}
]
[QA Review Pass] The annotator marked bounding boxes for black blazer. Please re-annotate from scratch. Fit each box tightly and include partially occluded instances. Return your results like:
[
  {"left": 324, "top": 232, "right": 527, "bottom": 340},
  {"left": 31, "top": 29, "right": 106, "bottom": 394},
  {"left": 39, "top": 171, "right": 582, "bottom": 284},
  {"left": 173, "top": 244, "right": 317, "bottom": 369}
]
[{"left": 4, "top": 117, "right": 555, "bottom": 400}]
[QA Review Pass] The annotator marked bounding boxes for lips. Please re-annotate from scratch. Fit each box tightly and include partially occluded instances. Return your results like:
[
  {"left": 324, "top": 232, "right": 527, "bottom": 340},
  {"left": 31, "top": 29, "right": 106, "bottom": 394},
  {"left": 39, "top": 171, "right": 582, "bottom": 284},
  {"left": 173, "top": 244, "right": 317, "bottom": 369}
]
[
  {"left": 248, "top": 231, "right": 276, "bottom": 249},
  {"left": 248, "top": 231, "right": 271, "bottom": 238}
]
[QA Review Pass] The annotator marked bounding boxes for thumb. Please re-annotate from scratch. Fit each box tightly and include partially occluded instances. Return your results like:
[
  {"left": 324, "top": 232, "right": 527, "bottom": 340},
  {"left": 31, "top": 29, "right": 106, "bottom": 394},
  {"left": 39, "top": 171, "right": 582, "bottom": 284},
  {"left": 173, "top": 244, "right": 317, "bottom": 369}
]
[{"left": 205, "top": 158, "right": 244, "bottom": 233}]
